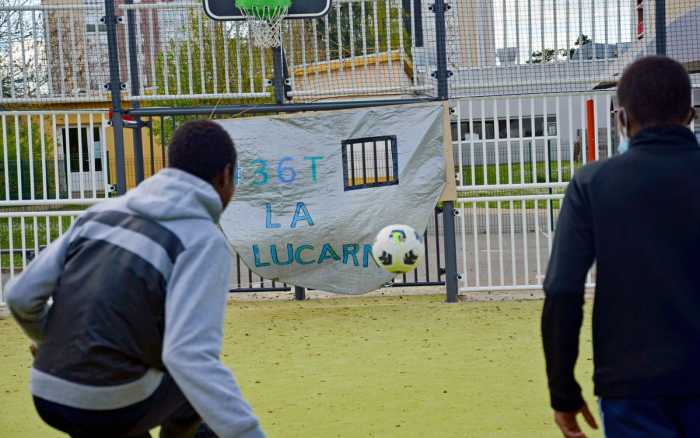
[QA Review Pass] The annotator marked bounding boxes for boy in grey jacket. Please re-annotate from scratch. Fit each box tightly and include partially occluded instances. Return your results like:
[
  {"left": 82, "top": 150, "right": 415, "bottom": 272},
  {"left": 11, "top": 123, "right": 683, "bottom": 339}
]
[{"left": 6, "top": 120, "right": 265, "bottom": 438}]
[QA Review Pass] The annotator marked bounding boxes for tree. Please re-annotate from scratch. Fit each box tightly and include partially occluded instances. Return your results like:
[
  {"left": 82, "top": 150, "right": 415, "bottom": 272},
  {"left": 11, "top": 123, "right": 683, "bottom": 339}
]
[
  {"left": 567, "top": 34, "right": 592, "bottom": 59},
  {"left": 526, "top": 34, "right": 593, "bottom": 64},
  {"left": 0, "top": 0, "right": 48, "bottom": 99},
  {"left": 528, "top": 48, "right": 565, "bottom": 64}
]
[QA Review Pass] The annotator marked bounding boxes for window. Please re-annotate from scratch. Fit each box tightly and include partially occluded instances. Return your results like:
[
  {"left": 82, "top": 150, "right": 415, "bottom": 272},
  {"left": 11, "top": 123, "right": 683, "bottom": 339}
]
[
  {"left": 451, "top": 115, "right": 557, "bottom": 140},
  {"left": 61, "top": 127, "right": 103, "bottom": 173},
  {"left": 85, "top": 24, "right": 107, "bottom": 33},
  {"left": 341, "top": 136, "right": 399, "bottom": 191},
  {"left": 509, "top": 119, "right": 520, "bottom": 137},
  {"left": 498, "top": 119, "right": 508, "bottom": 139}
]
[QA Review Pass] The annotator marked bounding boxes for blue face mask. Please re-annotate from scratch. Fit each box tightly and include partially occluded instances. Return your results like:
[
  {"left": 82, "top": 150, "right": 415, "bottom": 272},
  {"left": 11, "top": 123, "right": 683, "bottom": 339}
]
[
  {"left": 617, "top": 109, "right": 630, "bottom": 154},
  {"left": 617, "top": 134, "right": 630, "bottom": 154}
]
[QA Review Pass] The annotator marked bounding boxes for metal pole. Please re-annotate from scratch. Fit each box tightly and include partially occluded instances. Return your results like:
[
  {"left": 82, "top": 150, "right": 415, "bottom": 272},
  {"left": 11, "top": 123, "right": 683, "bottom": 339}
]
[
  {"left": 104, "top": 0, "right": 127, "bottom": 195},
  {"left": 126, "top": 0, "right": 145, "bottom": 184},
  {"left": 655, "top": 0, "right": 666, "bottom": 55},
  {"left": 272, "top": 47, "right": 286, "bottom": 104},
  {"left": 432, "top": 0, "right": 449, "bottom": 99},
  {"left": 442, "top": 203, "right": 459, "bottom": 303},
  {"left": 273, "top": 46, "right": 305, "bottom": 299},
  {"left": 127, "top": 97, "right": 438, "bottom": 117},
  {"left": 433, "top": 0, "right": 459, "bottom": 302},
  {"left": 294, "top": 285, "right": 306, "bottom": 301}
]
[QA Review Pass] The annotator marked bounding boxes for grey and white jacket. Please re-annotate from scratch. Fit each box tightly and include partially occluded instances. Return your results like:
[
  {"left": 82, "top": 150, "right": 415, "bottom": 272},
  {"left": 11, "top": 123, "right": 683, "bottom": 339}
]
[{"left": 6, "top": 168, "right": 265, "bottom": 438}]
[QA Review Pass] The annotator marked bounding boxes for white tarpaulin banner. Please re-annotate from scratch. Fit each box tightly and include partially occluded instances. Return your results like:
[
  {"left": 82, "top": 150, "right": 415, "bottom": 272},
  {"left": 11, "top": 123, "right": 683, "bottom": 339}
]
[{"left": 218, "top": 102, "right": 446, "bottom": 294}]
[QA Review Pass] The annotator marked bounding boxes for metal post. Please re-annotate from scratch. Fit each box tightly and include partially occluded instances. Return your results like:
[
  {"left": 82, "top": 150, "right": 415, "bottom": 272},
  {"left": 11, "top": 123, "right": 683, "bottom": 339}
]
[
  {"left": 104, "top": 0, "right": 127, "bottom": 195},
  {"left": 273, "top": 46, "right": 303, "bottom": 299},
  {"left": 655, "top": 0, "right": 666, "bottom": 55},
  {"left": 442, "top": 203, "right": 459, "bottom": 302},
  {"left": 432, "top": 0, "right": 449, "bottom": 99},
  {"left": 126, "top": 0, "right": 145, "bottom": 184},
  {"left": 272, "top": 47, "right": 286, "bottom": 104},
  {"left": 433, "top": 0, "right": 458, "bottom": 302},
  {"left": 294, "top": 285, "right": 306, "bottom": 301}
]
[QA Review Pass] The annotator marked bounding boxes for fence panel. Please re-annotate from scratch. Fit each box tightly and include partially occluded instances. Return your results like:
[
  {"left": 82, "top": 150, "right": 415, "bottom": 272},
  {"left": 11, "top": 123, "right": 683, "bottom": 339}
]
[
  {"left": 120, "top": 2, "right": 271, "bottom": 102},
  {"left": 0, "top": 110, "right": 113, "bottom": 206},
  {"left": 0, "top": 206, "right": 445, "bottom": 302},
  {"left": 282, "top": 0, "right": 436, "bottom": 100},
  {"left": 452, "top": 91, "right": 618, "bottom": 292},
  {"left": 453, "top": 86, "right": 699, "bottom": 292},
  {"left": 0, "top": 3, "right": 109, "bottom": 103},
  {"left": 456, "top": 193, "right": 599, "bottom": 291},
  {"left": 452, "top": 91, "right": 618, "bottom": 190},
  {"left": 0, "top": 211, "right": 81, "bottom": 302},
  {"left": 446, "top": 0, "right": 647, "bottom": 97}
]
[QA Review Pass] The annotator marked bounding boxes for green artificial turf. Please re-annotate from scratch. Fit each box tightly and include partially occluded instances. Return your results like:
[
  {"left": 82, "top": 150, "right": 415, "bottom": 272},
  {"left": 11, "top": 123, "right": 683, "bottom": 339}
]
[{"left": 0, "top": 295, "right": 600, "bottom": 437}]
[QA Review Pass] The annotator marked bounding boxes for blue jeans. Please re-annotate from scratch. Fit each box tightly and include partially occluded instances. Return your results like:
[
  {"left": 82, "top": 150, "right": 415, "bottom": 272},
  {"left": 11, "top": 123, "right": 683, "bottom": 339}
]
[{"left": 600, "top": 398, "right": 700, "bottom": 438}]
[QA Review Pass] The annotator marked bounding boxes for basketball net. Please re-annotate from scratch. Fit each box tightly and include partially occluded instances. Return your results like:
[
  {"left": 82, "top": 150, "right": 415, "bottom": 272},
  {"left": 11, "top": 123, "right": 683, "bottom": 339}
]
[
  {"left": 236, "top": 2, "right": 290, "bottom": 48},
  {"left": 246, "top": 12, "right": 287, "bottom": 48}
]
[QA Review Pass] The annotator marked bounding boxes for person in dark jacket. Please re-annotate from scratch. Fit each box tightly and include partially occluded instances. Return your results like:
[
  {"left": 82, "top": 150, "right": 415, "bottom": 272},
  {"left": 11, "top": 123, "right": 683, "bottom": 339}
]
[{"left": 542, "top": 56, "right": 699, "bottom": 438}]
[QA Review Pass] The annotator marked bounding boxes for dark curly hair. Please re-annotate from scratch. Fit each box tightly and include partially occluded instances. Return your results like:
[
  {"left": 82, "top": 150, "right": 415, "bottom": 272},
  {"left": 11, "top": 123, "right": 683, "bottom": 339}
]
[
  {"left": 617, "top": 56, "right": 692, "bottom": 128},
  {"left": 167, "top": 120, "right": 236, "bottom": 182}
]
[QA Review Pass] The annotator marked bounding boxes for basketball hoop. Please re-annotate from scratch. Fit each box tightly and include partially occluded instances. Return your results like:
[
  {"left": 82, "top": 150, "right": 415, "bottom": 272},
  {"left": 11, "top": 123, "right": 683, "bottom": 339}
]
[{"left": 235, "top": 0, "right": 291, "bottom": 48}]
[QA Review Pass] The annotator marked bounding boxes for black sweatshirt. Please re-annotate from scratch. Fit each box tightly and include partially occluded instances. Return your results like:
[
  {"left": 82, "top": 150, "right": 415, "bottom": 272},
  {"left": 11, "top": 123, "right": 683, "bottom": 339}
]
[{"left": 542, "top": 126, "right": 700, "bottom": 411}]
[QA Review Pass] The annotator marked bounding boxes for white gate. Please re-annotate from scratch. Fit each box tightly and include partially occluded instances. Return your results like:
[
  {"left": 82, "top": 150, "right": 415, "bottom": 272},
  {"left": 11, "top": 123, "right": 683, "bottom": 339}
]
[
  {"left": 452, "top": 91, "right": 620, "bottom": 292},
  {"left": 0, "top": 110, "right": 112, "bottom": 303}
]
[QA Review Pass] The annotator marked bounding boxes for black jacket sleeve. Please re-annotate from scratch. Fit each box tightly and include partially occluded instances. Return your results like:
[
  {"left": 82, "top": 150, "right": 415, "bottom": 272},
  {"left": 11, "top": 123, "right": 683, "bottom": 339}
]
[{"left": 542, "top": 175, "right": 595, "bottom": 412}]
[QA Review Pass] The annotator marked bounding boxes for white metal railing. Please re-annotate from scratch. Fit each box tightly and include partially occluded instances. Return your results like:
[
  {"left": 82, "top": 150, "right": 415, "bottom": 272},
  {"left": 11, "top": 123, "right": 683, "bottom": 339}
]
[
  {"left": 452, "top": 90, "right": 619, "bottom": 292},
  {"left": 451, "top": 90, "right": 618, "bottom": 189},
  {"left": 0, "top": 211, "right": 81, "bottom": 303},
  {"left": 454, "top": 86, "right": 699, "bottom": 292},
  {"left": 456, "top": 193, "right": 598, "bottom": 292},
  {"left": 0, "top": 110, "right": 112, "bottom": 205}
]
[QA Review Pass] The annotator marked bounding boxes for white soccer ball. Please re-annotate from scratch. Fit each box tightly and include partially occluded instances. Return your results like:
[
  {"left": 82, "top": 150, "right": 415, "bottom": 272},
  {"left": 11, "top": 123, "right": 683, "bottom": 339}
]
[{"left": 371, "top": 224, "right": 425, "bottom": 274}]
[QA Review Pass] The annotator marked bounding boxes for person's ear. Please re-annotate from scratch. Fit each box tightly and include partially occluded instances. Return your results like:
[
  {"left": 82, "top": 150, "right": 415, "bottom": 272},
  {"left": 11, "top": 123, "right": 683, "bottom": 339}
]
[
  {"left": 224, "top": 163, "right": 234, "bottom": 191},
  {"left": 617, "top": 108, "right": 626, "bottom": 127},
  {"left": 214, "top": 164, "right": 233, "bottom": 189},
  {"left": 617, "top": 108, "right": 628, "bottom": 134},
  {"left": 687, "top": 107, "right": 697, "bottom": 126}
]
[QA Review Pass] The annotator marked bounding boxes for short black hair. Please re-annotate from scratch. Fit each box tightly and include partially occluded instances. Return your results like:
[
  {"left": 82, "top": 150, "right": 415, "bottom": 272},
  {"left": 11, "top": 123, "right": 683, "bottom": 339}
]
[
  {"left": 167, "top": 120, "right": 236, "bottom": 182},
  {"left": 617, "top": 56, "right": 691, "bottom": 127}
]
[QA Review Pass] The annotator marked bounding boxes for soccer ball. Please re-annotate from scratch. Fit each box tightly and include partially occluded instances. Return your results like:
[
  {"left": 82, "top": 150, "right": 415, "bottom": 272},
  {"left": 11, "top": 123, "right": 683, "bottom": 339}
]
[{"left": 371, "top": 224, "right": 424, "bottom": 274}]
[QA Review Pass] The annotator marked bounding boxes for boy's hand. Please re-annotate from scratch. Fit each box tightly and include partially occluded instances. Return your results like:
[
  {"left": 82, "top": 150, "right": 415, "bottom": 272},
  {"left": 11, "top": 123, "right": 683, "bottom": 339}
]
[{"left": 554, "top": 402, "right": 599, "bottom": 438}]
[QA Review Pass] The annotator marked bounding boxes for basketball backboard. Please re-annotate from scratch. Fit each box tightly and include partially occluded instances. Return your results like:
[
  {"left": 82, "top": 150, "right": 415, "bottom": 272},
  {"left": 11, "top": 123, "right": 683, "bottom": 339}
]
[{"left": 203, "top": 0, "right": 331, "bottom": 20}]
